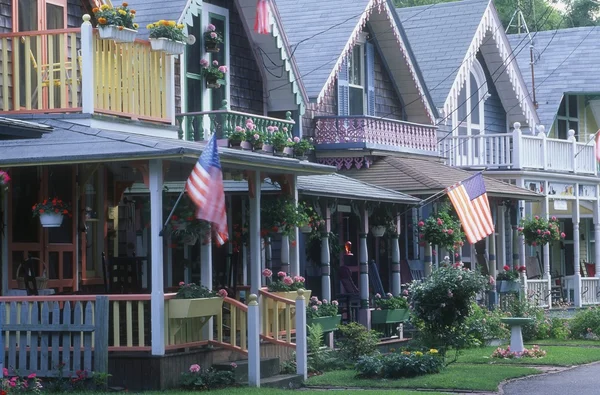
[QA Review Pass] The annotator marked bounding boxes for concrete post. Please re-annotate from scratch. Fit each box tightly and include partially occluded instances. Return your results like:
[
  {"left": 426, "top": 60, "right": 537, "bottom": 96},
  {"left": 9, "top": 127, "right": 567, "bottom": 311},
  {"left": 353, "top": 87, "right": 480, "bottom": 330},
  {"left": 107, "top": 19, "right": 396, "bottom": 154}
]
[
  {"left": 249, "top": 172, "right": 262, "bottom": 296},
  {"left": 247, "top": 294, "right": 261, "bottom": 387},
  {"left": 149, "top": 159, "right": 165, "bottom": 356},
  {"left": 295, "top": 289, "right": 307, "bottom": 380}
]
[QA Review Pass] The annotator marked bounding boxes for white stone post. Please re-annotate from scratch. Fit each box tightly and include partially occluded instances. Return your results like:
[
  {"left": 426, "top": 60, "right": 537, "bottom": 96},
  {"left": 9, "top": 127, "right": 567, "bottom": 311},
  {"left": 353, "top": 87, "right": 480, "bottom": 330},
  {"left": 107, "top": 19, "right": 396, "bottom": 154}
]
[
  {"left": 321, "top": 203, "right": 331, "bottom": 301},
  {"left": 295, "top": 289, "right": 308, "bottom": 380},
  {"left": 280, "top": 235, "right": 290, "bottom": 273},
  {"left": 80, "top": 15, "right": 94, "bottom": 114},
  {"left": 291, "top": 175, "right": 300, "bottom": 276},
  {"left": 573, "top": 185, "right": 581, "bottom": 306},
  {"left": 512, "top": 122, "right": 522, "bottom": 169},
  {"left": 359, "top": 206, "right": 370, "bottom": 329},
  {"left": 249, "top": 172, "right": 262, "bottom": 295},
  {"left": 149, "top": 159, "right": 165, "bottom": 356},
  {"left": 391, "top": 235, "right": 401, "bottom": 296},
  {"left": 201, "top": 232, "right": 213, "bottom": 340},
  {"left": 247, "top": 294, "right": 261, "bottom": 387}
]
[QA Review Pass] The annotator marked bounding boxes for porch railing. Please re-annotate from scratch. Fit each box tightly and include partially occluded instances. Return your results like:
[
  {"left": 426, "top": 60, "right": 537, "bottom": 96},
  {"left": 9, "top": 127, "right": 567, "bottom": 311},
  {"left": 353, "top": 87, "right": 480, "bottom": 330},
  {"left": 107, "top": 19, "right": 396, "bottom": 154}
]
[
  {"left": 524, "top": 278, "right": 551, "bottom": 308},
  {"left": 564, "top": 275, "right": 600, "bottom": 306},
  {"left": 259, "top": 290, "right": 297, "bottom": 349},
  {"left": 314, "top": 116, "right": 438, "bottom": 152},
  {"left": 0, "top": 15, "right": 171, "bottom": 123},
  {"left": 439, "top": 127, "right": 597, "bottom": 175},
  {"left": 176, "top": 102, "right": 294, "bottom": 142}
]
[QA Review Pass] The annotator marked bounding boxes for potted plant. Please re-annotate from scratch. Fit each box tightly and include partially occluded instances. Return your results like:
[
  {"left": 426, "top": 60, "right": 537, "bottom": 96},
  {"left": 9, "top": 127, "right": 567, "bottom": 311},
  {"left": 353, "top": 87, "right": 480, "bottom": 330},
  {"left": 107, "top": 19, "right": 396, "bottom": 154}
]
[
  {"left": 167, "top": 196, "right": 210, "bottom": 246},
  {"left": 261, "top": 196, "right": 304, "bottom": 238},
  {"left": 262, "top": 126, "right": 278, "bottom": 154},
  {"left": 228, "top": 126, "right": 246, "bottom": 149},
  {"left": 497, "top": 265, "right": 526, "bottom": 293},
  {"left": 32, "top": 198, "right": 71, "bottom": 228},
  {"left": 271, "top": 130, "right": 289, "bottom": 156},
  {"left": 306, "top": 297, "right": 341, "bottom": 332},
  {"left": 371, "top": 292, "right": 410, "bottom": 325},
  {"left": 200, "top": 59, "right": 228, "bottom": 89},
  {"left": 169, "top": 282, "right": 228, "bottom": 319},
  {"left": 203, "top": 23, "right": 223, "bottom": 52},
  {"left": 417, "top": 204, "right": 465, "bottom": 251},
  {"left": 93, "top": 2, "right": 138, "bottom": 43},
  {"left": 262, "top": 269, "right": 311, "bottom": 301},
  {"left": 245, "top": 121, "right": 265, "bottom": 151},
  {"left": 287, "top": 136, "right": 314, "bottom": 160},
  {"left": 297, "top": 201, "right": 321, "bottom": 234},
  {"left": 369, "top": 206, "right": 393, "bottom": 238},
  {"left": 147, "top": 20, "right": 186, "bottom": 55},
  {"left": 518, "top": 215, "right": 565, "bottom": 247}
]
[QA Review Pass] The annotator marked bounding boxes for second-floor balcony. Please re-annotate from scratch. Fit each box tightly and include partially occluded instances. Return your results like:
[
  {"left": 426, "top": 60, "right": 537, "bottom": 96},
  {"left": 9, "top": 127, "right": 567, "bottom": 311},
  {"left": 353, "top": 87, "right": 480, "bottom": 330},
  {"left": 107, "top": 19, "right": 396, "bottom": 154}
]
[
  {"left": 314, "top": 116, "right": 438, "bottom": 154},
  {"left": 439, "top": 127, "right": 597, "bottom": 176},
  {"left": 0, "top": 16, "right": 172, "bottom": 123}
]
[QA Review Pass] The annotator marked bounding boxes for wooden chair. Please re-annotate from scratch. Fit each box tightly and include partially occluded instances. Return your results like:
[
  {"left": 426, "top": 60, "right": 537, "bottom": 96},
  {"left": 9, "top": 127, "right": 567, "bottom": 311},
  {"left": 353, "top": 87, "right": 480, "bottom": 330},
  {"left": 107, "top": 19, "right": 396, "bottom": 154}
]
[
  {"left": 407, "top": 260, "right": 425, "bottom": 281},
  {"left": 336, "top": 265, "right": 360, "bottom": 323},
  {"left": 526, "top": 254, "right": 542, "bottom": 279},
  {"left": 103, "top": 252, "right": 142, "bottom": 294},
  {"left": 368, "top": 260, "right": 386, "bottom": 297}
]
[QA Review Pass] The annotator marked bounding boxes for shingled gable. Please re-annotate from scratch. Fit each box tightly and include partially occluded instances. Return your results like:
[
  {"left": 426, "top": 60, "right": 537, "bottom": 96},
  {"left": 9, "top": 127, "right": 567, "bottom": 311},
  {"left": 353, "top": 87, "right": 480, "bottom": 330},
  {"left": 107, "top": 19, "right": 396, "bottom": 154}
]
[
  {"left": 397, "top": 0, "right": 538, "bottom": 128},
  {"left": 276, "top": 0, "right": 436, "bottom": 123}
]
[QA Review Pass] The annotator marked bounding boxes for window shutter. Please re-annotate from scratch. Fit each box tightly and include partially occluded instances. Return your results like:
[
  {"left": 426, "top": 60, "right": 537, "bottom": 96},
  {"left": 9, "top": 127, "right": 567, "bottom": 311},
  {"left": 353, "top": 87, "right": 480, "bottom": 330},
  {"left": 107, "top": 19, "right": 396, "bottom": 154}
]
[
  {"left": 337, "top": 59, "right": 349, "bottom": 116},
  {"left": 365, "top": 42, "right": 376, "bottom": 116}
]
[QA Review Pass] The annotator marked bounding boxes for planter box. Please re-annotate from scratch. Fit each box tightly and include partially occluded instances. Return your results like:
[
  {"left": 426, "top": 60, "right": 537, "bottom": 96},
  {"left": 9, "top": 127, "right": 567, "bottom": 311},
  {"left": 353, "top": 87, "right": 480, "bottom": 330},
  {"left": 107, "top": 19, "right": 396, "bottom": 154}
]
[
  {"left": 267, "top": 290, "right": 312, "bottom": 311},
  {"left": 498, "top": 280, "right": 521, "bottom": 294},
  {"left": 168, "top": 297, "right": 223, "bottom": 319},
  {"left": 307, "top": 315, "right": 341, "bottom": 332},
  {"left": 39, "top": 212, "right": 64, "bottom": 228},
  {"left": 371, "top": 308, "right": 409, "bottom": 325},
  {"left": 98, "top": 26, "right": 137, "bottom": 43},
  {"left": 149, "top": 38, "right": 186, "bottom": 55}
]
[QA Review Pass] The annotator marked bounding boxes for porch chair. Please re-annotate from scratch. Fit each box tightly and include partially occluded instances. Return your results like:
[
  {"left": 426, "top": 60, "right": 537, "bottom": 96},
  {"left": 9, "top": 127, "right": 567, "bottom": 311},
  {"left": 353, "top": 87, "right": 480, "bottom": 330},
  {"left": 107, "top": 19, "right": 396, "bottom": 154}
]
[
  {"left": 336, "top": 265, "right": 360, "bottom": 324},
  {"left": 103, "top": 252, "right": 142, "bottom": 294},
  {"left": 368, "top": 260, "right": 386, "bottom": 297},
  {"left": 526, "top": 254, "right": 543, "bottom": 279},
  {"left": 407, "top": 260, "right": 425, "bottom": 281},
  {"left": 581, "top": 261, "right": 596, "bottom": 277}
]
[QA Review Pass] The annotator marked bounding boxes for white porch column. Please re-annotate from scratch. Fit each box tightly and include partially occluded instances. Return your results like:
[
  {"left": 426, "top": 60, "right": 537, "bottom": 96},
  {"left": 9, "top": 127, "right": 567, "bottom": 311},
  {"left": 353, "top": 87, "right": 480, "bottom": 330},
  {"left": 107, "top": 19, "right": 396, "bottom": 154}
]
[
  {"left": 201, "top": 233, "right": 213, "bottom": 341},
  {"left": 573, "top": 184, "right": 581, "bottom": 280},
  {"left": 149, "top": 159, "right": 165, "bottom": 356},
  {"left": 2, "top": 190, "right": 8, "bottom": 295},
  {"left": 512, "top": 225, "right": 520, "bottom": 269},
  {"left": 291, "top": 175, "right": 300, "bottom": 276},
  {"left": 242, "top": 199, "right": 248, "bottom": 286},
  {"left": 80, "top": 15, "right": 94, "bottom": 114},
  {"left": 321, "top": 202, "right": 331, "bottom": 302},
  {"left": 249, "top": 172, "right": 262, "bottom": 295},
  {"left": 391, "top": 232, "right": 401, "bottom": 297},
  {"left": 359, "top": 205, "right": 370, "bottom": 329},
  {"left": 489, "top": 226, "right": 498, "bottom": 307},
  {"left": 498, "top": 205, "right": 506, "bottom": 270},
  {"left": 183, "top": 245, "right": 191, "bottom": 284},
  {"left": 542, "top": 182, "right": 551, "bottom": 279},
  {"left": 594, "top": 187, "right": 600, "bottom": 277},
  {"left": 280, "top": 235, "right": 290, "bottom": 273}
]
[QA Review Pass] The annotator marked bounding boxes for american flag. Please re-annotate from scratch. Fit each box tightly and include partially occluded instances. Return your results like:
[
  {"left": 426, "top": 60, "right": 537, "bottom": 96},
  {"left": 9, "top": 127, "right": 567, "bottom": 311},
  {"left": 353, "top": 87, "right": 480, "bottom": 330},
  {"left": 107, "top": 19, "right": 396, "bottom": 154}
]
[
  {"left": 186, "top": 135, "right": 229, "bottom": 245},
  {"left": 446, "top": 172, "right": 493, "bottom": 245}
]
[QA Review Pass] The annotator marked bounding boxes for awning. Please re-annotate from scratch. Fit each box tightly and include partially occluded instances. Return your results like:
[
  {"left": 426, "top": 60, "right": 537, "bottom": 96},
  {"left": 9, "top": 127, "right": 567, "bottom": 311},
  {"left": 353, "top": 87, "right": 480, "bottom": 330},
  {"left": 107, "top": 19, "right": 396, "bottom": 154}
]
[{"left": 344, "top": 156, "right": 543, "bottom": 201}]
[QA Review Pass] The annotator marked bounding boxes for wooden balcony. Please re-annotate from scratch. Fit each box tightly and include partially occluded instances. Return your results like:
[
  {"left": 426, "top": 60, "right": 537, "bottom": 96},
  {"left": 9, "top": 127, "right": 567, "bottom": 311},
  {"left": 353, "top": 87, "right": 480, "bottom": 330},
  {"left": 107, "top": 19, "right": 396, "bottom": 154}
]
[
  {"left": 0, "top": 17, "right": 171, "bottom": 123},
  {"left": 439, "top": 127, "right": 597, "bottom": 176},
  {"left": 177, "top": 104, "right": 295, "bottom": 141},
  {"left": 314, "top": 116, "right": 438, "bottom": 153}
]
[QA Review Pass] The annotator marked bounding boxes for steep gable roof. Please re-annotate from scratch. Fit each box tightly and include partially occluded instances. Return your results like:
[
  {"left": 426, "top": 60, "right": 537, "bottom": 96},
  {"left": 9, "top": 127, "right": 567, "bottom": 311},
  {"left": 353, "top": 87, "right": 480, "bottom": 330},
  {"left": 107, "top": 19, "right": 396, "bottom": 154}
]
[
  {"left": 397, "top": 0, "right": 538, "bottom": 127},
  {"left": 276, "top": 0, "right": 436, "bottom": 122},
  {"left": 508, "top": 27, "right": 600, "bottom": 129}
]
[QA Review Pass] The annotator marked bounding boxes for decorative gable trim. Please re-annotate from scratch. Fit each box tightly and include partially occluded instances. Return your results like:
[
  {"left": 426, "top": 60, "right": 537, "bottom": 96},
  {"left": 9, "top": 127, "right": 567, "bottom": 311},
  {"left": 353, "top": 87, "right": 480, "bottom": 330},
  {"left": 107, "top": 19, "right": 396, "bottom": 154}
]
[
  {"left": 442, "top": 1, "right": 538, "bottom": 128},
  {"left": 316, "top": 0, "right": 435, "bottom": 123}
]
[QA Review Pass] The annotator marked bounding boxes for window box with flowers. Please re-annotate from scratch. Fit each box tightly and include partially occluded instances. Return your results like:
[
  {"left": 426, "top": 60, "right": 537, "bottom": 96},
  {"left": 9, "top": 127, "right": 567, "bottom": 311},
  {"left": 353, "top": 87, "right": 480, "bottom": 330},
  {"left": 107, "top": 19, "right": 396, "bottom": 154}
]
[
  {"left": 168, "top": 282, "right": 228, "bottom": 319},
  {"left": 496, "top": 265, "right": 526, "bottom": 293},
  {"left": 262, "top": 269, "right": 312, "bottom": 302},
  {"left": 371, "top": 292, "right": 410, "bottom": 325},
  {"left": 200, "top": 59, "right": 228, "bottom": 89},
  {"left": 518, "top": 215, "right": 565, "bottom": 247},
  {"left": 147, "top": 20, "right": 187, "bottom": 55},
  {"left": 306, "top": 297, "right": 341, "bottom": 332},
  {"left": 417, "top": 205, "right": 465, "bottom": 251},
  {"left": 93, "top": 3, "right": 138, "bottom": 43},
  {"left": 32, "top": 198, "right": 71, "bottom": 228},
  {"left": 203, "top": 23, "right": 223, "bottom": 53}
]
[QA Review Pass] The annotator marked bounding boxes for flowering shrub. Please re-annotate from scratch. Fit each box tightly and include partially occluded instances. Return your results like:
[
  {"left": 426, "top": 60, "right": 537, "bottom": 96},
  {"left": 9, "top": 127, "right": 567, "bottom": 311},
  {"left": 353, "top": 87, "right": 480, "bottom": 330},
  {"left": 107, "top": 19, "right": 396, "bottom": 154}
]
[
  {"left": 203, "top": 23, "right": 224, "bottom": 46},
  {"left": 1, "top": 369, "right": 43, "bottom": 393},
  {"left": 409, "top": 264, "right": 488, "bottom": 354},
  {"left": 518, "top": 215, "right": 564, "bottom": 246},
  {"left": 356, "top": 349, "right": 444, "bottom": 379},
  {"left": 491, "top": 345, "right": 546, "bottom": 359},
  {"left": 0, "top": 170, "right": 9, "bottom": 194},
  {"left": 569, "top": 306, "right": 600, "bottom": 339},
  {"left": 307, "top": 297, "right": 339, "bottom": 319},
  {"left": 93, "top": 3, "right": 138, "bottom": 30},
  {"left": 496, "top": 265, "right": 526, "bottom": 281},
  {"left": 32, "top": 198, "right": 71, "bottom": 217},
  {"left": 180, "top": 363, "right": 236, "bottom": 390},
  {"left": 147, "top": 20, "right": 186, "bottom": 42},
  {"left": 199, "top": 59, "right": 228, "bottom": 84},
  {"left": 417, "top": 205, "right": 464, "bottom": 250},
  {"left": 263, "top": 270, "right": 305, "bottom": 292},
  {"left": 373, "top": 293, "right": 408, "bottom": 310},
  {"left": 175, "top": 282, "right": 228, "bottom": 299}
]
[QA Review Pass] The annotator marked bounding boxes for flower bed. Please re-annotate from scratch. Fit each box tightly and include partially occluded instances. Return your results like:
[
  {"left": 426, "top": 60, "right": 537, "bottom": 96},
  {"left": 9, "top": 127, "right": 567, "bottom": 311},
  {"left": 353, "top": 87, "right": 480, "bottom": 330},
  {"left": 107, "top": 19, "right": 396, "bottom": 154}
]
[
  {"left": 356, "top": 349, "right": 444, "bottom": 379},
  {"left": 491, "top": 345, "right": 546, "bottom": 359}
]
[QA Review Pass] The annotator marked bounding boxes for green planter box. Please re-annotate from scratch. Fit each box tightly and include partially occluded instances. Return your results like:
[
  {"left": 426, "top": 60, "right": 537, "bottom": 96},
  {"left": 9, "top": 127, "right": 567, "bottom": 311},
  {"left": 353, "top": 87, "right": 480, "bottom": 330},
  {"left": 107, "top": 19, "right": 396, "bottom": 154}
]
[
  {"left": 307, "top": 315, "right": 342, "bottom": 332},
  {"left": 498, "top": 280, "right": 521, "bottom": 294},
  {"left": 371, "top": 308, "right": 409, "bottom": 325}
]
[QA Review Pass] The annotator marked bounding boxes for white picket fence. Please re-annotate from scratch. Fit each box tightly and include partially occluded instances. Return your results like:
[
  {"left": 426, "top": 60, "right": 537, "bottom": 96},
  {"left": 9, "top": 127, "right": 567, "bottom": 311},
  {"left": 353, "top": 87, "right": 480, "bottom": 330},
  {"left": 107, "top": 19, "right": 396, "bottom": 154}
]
[
  {"left": 524, "top": 278, "right": 552, "bottom": 308},
  {"left": 563, "top": 274, "right": 600, "bottom": 307}
]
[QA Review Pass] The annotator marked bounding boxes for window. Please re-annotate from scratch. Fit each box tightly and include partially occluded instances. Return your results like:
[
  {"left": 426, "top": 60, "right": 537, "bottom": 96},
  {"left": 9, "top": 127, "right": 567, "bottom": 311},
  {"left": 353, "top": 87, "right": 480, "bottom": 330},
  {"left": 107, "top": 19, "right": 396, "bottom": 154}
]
[
  {"left": 556, "top": 95, "right": 579, "bottom": 140},
  {"left": 348, "top": 46, "right": 365, "bottom": 115},
  {"left": 453, "top": 59, "right": 487, "bottom": 159}
]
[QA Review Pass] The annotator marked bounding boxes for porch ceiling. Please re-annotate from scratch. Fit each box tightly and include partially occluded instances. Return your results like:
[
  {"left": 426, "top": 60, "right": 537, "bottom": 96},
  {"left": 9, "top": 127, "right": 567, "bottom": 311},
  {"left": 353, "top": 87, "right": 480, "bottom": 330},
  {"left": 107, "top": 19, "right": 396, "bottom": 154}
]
[
  {"left": 344, "top": 156, "right": 543, "bottom": 201},
  {"left": 0, "top": 117, "right": 336, "bottom": 176}
]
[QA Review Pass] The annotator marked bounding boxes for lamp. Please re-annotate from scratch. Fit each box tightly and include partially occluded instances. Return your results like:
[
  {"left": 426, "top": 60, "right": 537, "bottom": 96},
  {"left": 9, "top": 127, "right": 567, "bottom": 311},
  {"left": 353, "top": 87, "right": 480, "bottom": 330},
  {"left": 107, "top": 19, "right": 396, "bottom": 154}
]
[{"left": 344, "top": 241, "right": 353, "bottom": 256}]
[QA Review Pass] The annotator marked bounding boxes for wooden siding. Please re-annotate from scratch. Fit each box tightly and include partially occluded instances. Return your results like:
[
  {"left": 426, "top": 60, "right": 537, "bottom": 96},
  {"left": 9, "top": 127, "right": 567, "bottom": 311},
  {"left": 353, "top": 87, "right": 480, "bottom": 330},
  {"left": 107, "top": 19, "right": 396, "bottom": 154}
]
[
  {"left": 67, "top": 0, "right": 85, "bottom": 28},
  {"left": 302, "top": 89, "right": 337, "bottom": 138},
  {"left": 0, "top": 1, "right": 10, "bottom": 111},
  {"left": 479, "top": 53, "right": 506, "bottom": 134},
  {"left": 374, "top": 49, "right": 403, "bottom": 121},
  {"left": 0, "top": 0, "right": 10, "bottom": 32}
]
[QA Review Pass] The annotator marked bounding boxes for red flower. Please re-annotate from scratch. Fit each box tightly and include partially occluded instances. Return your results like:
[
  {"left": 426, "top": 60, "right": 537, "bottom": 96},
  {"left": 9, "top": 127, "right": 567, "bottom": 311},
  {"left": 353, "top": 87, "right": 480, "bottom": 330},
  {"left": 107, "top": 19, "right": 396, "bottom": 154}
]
[
  {"left": 39, "top": 209, "right": 45, "bottom": 213},
  {"left": 63, "top": 209, "right": 69, "bottom": 214},
  {"left": 503, "top": 265, "right": 510, "bottom": 271},
  {"left": 171, "top": 215, "right": 179, "bottom": 221},
  {"left": 271, "top": 226, "right": 279, "bottom": 233},
  {"left": 55, "top": 209, "right": 60, "bottom": 213}
]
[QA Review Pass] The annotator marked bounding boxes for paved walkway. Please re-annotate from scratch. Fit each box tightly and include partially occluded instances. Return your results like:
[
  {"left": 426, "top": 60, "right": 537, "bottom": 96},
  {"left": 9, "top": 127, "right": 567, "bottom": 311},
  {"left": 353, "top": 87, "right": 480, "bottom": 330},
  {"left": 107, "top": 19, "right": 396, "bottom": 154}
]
[{"left": 503, "top": 362, "right": 600, "bottom": 395}]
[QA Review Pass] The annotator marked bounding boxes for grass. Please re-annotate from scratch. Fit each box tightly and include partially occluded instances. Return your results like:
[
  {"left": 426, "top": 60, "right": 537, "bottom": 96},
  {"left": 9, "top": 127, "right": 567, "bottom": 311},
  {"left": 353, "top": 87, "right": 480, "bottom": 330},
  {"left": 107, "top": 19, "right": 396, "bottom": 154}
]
[
  {"left": 457, "top": 345, "right": 600, "bottom": 366},
  {"left": 75, "top": 390, "right": 444, "bottom": 395},
  {"left": 525, "top": 338, "right": 600, "bottom": 347},
  {"left": 305, "top": 364, "right": 540, "bottom": 391}
]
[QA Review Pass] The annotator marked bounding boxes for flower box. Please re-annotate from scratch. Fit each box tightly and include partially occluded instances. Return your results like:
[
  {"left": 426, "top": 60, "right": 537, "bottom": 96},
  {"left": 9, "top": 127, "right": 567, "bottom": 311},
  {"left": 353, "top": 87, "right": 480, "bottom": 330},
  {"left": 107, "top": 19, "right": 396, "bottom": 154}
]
[
  {"left": 205, "top": 42, "right": 220, "bottom": 53},
  {"left": 98, "top": 26, "right": 137, "bottom": 43},
  {"left": 206, "top": 79, "right": 222, "bottom": 89},
  {"left": 39, "top": 212, "right": 64, "bottom": 228},
  {"left": 498, "top": 280, "right": 521, "bottom": 294},
  {"left": 283, "top": 147, "right": 294, "bottom": 157},
  {"left": 168, "top": 297, "right": 223, "bottom": 319},
  {"left": 240, "top": 141, "right": 253, "bottom": 151},
  {"left": 371, "top": 308, "right": 409, "bottom": 325},
  {"left": 307, "top": 314, "right": 341, "bottom": 332},
  {"left": 149, "top": 37, "right": 186, "bottom": 55},
  {"left": 371, "top": 225, "right": 386, "bottom": 238},
  {"left": 262, "top": 144, "right": 274, "bottom": 155}
]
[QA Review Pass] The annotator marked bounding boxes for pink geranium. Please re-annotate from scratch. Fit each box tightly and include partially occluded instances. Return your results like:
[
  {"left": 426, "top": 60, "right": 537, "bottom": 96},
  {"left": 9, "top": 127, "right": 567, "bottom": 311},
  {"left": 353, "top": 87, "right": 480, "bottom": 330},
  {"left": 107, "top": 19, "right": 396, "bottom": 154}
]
[
  {"left": 262, "top": 268, "right": 273, "bottom": 278},
  {"left": 200, "top": 58, "right": 209, "bottom": 68},
  {"left": 189, "top": 364, "right": 201, "bottom": 373},
  {"left": 206, "top": 23, "right": 216, "bottom": 31},
  {"left": 217, "top": 289, "right": 228, "bottom": 298},
  {"left": 278, "top": 271, "right": 286, "bottom": 278},
  {"left": 283, "top": 276, "right": 294, "bottom": 285}
]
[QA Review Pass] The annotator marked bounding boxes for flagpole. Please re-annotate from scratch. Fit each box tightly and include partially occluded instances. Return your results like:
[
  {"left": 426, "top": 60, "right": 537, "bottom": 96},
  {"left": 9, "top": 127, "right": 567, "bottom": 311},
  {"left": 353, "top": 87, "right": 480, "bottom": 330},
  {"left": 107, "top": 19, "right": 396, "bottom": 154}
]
[{"left": 159, "top": 189, "right": 186, "bottom": 237}]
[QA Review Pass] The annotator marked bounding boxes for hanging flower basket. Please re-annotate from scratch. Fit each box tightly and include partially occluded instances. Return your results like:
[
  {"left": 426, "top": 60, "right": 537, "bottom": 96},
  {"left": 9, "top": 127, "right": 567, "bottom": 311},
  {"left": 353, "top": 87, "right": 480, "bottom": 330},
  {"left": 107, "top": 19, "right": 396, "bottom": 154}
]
[
  {"left": 206, "top": 79, "right": 222, "bottom": 89},
  {"left": 203, "top": 23, "right": 223, "bottom": 53},
  {"left": 149, "top": 38, "right": 185, "bottom": 55},
  {"left": 98, "top": 25, "right": 138, "bottom": 43},
  {"left": 39, "top": 212, "right": 64, "bottom": 228},
  {"left": 205, "top": 42, "right": 220, "bottom": 53},
  {"left": 32, "top": 198, "right": 71, "bottom": 228},
  {"left": 371, "top": 225, "right": 386, "bottom": 238},
  {"left": 299, "top": 224, "right": 312, "bottom": 234},
  {"left": 518, "top": 215, "right": 565, "bottom": 246}
]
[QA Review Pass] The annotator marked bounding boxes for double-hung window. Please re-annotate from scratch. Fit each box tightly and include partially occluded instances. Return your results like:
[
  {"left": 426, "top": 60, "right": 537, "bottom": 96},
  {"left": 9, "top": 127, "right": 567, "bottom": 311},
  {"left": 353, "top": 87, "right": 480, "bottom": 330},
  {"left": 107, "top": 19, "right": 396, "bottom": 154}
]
[
  {"left": 556, "top": 95, "right": 578, "bottom": 140},
  {"left": 348, "top": 46, "right": 365, "bottom": 115},
  {"left": 337, "top": 34, "right": 375, "bottom": 117}
]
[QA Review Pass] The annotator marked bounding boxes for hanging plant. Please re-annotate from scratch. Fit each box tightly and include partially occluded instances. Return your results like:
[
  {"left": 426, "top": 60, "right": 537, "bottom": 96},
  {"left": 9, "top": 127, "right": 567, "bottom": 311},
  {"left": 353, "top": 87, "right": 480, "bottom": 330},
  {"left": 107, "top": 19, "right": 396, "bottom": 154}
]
[
  {"left": 518, "top": 215, "right": 565, "bottom": 246},
  {"left": 417, "top": 205, "right": 464, "bottom": 251},
  {"left": 0, "top": 170, "right": 9, "bottom": 195},
  {"left": 32, "top": 198, "right": 72, "bottom": 228},
  {"left": 261, "top": 196, "right": 304, "bottom": 238},
  {"left": 199, "top": 59, "right": 228, "bottom": 88},
  {"left": 203, "top": 23, "right": 224, "bottom": 52},
  {"left": 167, "top": 196, "right": 210, "bottom": 245}
]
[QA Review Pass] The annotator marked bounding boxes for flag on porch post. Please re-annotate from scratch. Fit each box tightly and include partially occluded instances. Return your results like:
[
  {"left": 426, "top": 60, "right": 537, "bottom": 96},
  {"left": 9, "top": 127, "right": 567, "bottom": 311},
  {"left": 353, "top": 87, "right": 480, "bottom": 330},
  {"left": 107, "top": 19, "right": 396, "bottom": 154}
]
[
  {"left": 595, "top": 130, "right": 600, "bottom": 162},
  {"left": 186, "top": 134, "right": 229, "bottom": 245},
  {"left": 446, "top": 172, "right": 494, "bottom": 245}
]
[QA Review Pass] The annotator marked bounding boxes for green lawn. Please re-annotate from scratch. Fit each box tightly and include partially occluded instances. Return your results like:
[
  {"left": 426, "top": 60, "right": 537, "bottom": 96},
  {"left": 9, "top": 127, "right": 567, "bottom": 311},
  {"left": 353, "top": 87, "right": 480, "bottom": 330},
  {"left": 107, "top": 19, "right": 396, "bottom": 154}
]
[
  {"left": 525, "top": 339, "right": 600, "bottom": 347},
  {"left": 85, "top": 390, "right": 445, "bottom": 395},
  {"left": 457, "top": 345, "right": 600, "bottom": 366},
  {"left": 305, "top": 364, "right": 540, "bottom": 392}
]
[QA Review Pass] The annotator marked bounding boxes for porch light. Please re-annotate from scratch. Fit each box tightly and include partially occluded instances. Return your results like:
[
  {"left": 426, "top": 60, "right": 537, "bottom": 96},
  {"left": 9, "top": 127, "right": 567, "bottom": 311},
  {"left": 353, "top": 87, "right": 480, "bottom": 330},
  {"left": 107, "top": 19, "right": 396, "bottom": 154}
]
[{"left": 345, "top": 241, "right": 353, "bottom": 256}]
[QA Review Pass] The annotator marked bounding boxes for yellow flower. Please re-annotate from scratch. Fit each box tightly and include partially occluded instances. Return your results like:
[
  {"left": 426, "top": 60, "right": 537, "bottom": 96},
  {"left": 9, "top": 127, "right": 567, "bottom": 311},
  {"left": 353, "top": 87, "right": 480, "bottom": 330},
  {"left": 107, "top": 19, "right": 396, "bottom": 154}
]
[
  {"left": 118, "top": 9, "right": 127, "bottom": 15},
  {"left": 177, "top": 23, "right": 184, "bottom": 29},
  {"left": 146, "top": 23, "right": 154, "bottom": 29},
  {"left": 168, "top": 21, "right": 176, "bottom": 27},
  {"left": 415, "top": 351, "right": 423, "bottom": 357},
  {"left": 158, "top": 19, "right": 166, "bottom": 25},
  {"left": 402, "top": 351, "right": 411, "bottom": 355},
  {"left": 429, "top": 349, "right": 438, "bottom": 354},
  {"left": 133, "top": 23, "right": 139, "bottom": 29},
  {"left": 100, "top": 4, "right": 110, "bottom": 10}
]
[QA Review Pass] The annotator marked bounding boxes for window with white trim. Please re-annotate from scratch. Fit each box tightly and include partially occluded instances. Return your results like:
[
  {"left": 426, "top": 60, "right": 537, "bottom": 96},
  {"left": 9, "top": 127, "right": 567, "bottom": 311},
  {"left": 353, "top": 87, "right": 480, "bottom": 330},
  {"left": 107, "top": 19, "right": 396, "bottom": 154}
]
[
  {"left": 337, "top": 33, "right": 375, "bottom": 117},
  {"left": 454, "top": 59, "right": 487, "bottom": 159},
  {"left": 556, "top": 95, "right": 579, "bottom": 140},
  {"left": 348, "top": 46, "right": 365, "bottom": 115}
]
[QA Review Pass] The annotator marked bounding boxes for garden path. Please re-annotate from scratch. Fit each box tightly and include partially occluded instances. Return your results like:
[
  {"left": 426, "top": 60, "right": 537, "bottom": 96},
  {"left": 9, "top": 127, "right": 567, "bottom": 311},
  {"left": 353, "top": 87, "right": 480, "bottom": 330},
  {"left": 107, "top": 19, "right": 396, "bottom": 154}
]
[{"left": 502, "top": 362, "right": 600, "bottom": 395}]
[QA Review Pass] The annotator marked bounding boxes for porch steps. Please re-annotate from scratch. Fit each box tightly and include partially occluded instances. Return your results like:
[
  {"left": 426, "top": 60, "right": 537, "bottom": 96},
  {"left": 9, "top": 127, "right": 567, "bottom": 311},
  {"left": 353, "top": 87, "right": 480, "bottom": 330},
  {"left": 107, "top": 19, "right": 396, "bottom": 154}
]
[{"left": 212, "top": 357, "right": 303, "bottom": 388}]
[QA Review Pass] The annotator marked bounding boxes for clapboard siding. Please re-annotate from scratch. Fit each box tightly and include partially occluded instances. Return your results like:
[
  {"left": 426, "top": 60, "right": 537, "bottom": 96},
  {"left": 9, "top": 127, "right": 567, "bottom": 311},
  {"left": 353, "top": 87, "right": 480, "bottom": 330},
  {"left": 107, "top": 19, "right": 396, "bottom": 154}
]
[
  {"left": 479, "top": 52, "right": 506, "bottom": 134},
  {"left": 67, "top": 0, "right": 85, "bottom": 28},
  {"left": 374, "top": 48, "right": 403, "bottom": 121}
]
